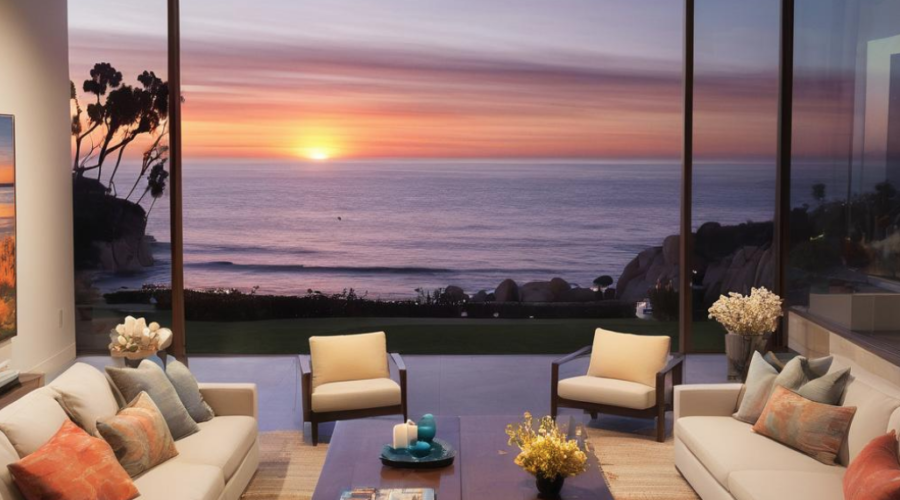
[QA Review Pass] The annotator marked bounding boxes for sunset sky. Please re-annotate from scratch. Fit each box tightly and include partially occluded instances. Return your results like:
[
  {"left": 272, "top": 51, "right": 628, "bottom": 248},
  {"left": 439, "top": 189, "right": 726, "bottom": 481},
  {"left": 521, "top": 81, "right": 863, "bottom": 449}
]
[
  {"left": 68, "top": 0, "right": 795, "bottom": 161},
  {"left": 0, "top": 117, "right": 14, "bottom": 185}
]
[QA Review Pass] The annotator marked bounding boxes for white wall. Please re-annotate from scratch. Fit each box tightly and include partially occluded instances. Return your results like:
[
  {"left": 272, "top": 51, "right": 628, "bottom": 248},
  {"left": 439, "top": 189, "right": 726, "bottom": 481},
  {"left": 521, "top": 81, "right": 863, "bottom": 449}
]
[{"left": 0, "top": 0, "right": 76, "bottom": 377}]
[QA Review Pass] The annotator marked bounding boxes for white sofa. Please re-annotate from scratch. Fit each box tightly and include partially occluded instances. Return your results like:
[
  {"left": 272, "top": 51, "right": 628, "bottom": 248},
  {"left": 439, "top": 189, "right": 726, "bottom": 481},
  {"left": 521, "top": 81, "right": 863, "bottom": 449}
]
[
  {"left": 674, "top": 354, "right": 900, "bottom": 500},
  {"left": 0, "top": 362, "right": 259, "bottom": 500}
]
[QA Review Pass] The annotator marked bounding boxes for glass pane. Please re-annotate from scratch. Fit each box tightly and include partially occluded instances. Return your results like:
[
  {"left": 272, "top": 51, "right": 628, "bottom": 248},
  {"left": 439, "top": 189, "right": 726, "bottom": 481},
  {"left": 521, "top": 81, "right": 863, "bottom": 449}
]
[
  {"left": 70, "top": 1, "right": 172, "bottom": 351},
  {"left": 790, "top": 0, "right": 900, "bottom": 349},
  {"left": 691, "top": 0, "right": 780, "bottom": 353},
  {"left": 181, "top": 0, "right": 684, "bottom": 355}
]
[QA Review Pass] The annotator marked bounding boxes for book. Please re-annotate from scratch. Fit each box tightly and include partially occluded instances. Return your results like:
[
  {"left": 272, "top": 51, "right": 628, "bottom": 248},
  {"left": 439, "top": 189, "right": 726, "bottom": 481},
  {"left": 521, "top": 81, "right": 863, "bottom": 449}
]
[{"left": 340, "top": 488, "right": 435, "bottom": 500}]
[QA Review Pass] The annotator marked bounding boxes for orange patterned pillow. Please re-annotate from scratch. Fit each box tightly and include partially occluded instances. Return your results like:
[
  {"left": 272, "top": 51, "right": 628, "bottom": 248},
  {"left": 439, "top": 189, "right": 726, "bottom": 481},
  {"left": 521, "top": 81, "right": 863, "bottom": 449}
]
[
  {"left": 752, "top": 386, "right": 856, "bottom": 465},
  {"left": 97, "top": 391, "right": 179, "bottom": 477},
  {"left": 844, "top": 431, "right": 900, "bottom": 500},
  {"left": 8, "top": 420, "right": 138, "bottom": 500}
]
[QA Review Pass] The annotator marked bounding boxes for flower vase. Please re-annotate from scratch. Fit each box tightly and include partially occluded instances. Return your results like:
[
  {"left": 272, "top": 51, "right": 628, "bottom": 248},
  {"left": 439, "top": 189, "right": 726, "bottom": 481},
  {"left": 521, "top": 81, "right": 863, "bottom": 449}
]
[
  {"left": 535, "top": 475, "right": 565, "bottom": 497},
  {"left": 725, "top": 332, "right": 770, "bottom": 382}
]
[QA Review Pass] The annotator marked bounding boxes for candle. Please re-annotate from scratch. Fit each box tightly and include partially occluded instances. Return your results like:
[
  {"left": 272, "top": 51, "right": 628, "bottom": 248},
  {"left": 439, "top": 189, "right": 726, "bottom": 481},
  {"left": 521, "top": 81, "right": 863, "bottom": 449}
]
[
  {"left": 406, "top": 420, "right": 418, "bottom": 444},
  {"left": 392, "top": 423, "right": 410, "bottom": 449}
]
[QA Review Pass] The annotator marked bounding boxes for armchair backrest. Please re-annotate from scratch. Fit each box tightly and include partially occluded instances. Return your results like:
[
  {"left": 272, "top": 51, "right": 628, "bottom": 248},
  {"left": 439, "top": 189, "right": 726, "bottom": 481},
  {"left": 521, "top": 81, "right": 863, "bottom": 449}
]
[
  {"left": 309, "top": 331, "right": 390, "bottom": 389},
  {"left": 587, "top": 328, "right": 670, "bottom": 388}
]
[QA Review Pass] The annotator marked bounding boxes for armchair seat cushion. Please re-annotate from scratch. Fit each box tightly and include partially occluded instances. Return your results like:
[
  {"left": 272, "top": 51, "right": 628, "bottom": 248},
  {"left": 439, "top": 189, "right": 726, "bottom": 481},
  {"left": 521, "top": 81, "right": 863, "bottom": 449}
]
[
  {"left": 557, "top": 376, "right": 658, "bottom": 410},
  {"left": 311, "top": 378, "right": 401, "bottom": 413}
]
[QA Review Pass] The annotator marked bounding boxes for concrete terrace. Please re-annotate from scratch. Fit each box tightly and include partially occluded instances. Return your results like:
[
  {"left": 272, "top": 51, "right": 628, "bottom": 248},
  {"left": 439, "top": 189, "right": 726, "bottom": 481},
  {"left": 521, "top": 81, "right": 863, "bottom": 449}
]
[{"left": 79, "top": 354, "right": 728, "bottom": 439}]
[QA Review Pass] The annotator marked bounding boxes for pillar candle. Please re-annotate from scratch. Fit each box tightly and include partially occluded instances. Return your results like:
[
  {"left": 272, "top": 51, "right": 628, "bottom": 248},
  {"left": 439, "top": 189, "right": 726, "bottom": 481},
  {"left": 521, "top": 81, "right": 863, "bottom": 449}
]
[
  {"left": 392, "top": 423, "right": 410, "bottom": 449},
  {"left": 406, "top": 420, "right": 418, "bottom": 444}
]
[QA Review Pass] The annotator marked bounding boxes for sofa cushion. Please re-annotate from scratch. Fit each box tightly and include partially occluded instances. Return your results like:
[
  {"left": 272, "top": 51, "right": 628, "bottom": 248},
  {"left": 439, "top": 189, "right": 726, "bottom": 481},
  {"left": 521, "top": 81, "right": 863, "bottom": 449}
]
[
  {"left": 133, "top": 460, "right": 224, "bottom": 500},
  {"left": 752, "top": 386, "right": 856, "bottom": 465},
  {"left": 171, "top": 416, "right": 257, "bottom": 481},
  {"left": 587, "top": 328, "right": 669, "bottom": 388},
  {"left": 837, "top": 372, "right": 900, "bottom": 466},
  {"left": 107, "top": 360, "right": 200, "bottom": 440},
  {"left": 675, "top": 416, "right": 844, "bottom": 488},
  {"left": 8, "top": 420, "right": 138, "bottom": 500},
  {"left": 97, "top": 392, "right": 179, "bottom": 477},
  {"left": 50, "top": 362, "right": 121, "bottom": 435},
  {"left": 728, "top": 470, "right": 844, "bottom": 500},
  {"left": 558, "top": 376, "right": 658, "bottom": 410},
  {"left": 0, "top": 431, "right": 23, "bottom": 500},
  {"left": 166, "top": 360, "right": 214, "bottom": 424},
  {"left": 0, "top": 386, "right": 69, "bottom": 457},
  {"left": 311, "top": 378, "right": 401, "bottom": 413},
  {"left": 309, "top": 332, "right": 390, "bottom": 390}
]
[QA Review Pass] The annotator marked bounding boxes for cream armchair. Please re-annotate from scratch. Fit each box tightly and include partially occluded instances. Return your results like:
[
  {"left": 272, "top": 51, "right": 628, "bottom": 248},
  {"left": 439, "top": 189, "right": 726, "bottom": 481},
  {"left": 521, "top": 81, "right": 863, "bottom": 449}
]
[
  {"left": 300, "top": 331, "right": 407, "bottom": 445},
  {"left": 551, "top": 328, "right": 684, "bottom": 442}
]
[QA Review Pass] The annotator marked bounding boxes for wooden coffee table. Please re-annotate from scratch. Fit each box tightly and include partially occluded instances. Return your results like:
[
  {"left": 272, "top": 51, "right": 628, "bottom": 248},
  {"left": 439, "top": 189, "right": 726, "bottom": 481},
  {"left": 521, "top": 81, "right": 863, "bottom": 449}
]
[{"left": 311, "top": 415, "right": 612, "bottom": 500}]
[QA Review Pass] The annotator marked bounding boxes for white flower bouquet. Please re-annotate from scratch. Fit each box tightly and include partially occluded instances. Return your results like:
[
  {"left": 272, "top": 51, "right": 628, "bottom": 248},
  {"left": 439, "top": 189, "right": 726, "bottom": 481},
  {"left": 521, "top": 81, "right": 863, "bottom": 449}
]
[
  {"left": 109, "top": 316, "right": 171, "bottom": 357},
  {"left": 708, "top": 287, "right": 784, "bottom": 336}
]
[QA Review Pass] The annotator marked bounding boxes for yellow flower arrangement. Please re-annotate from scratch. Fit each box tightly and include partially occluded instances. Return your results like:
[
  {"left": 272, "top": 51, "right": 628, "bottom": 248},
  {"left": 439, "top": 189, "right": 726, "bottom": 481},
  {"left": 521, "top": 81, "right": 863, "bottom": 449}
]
[{"left": 505, "top": 412, "right": 588, "bottom": 480}]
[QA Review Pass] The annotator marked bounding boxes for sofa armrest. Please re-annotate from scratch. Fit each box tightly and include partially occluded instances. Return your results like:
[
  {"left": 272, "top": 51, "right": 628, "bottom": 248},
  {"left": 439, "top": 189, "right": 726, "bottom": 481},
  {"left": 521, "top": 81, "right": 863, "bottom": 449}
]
[
  {"left": 199, "top": 383, "right": 258, "bottom": 420},
  {"left": 674, "top": 384, "right": 742, "bottom": 421}
]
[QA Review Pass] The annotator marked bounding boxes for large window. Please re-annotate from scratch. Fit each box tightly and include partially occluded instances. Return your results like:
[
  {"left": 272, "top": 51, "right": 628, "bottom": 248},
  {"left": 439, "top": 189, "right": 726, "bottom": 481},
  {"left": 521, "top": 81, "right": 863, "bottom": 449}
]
[
  {"left": 789, "top": 0, "right": 900, "bottom": 347},
  {"left": 69, "top": 1, "right": 172, "bottom": 351}
]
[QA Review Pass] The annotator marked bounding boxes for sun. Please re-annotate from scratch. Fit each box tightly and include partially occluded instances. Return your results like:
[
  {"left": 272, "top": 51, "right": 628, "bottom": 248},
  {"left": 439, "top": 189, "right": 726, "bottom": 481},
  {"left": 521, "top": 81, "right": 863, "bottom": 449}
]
[{"left": 306, "top": 149, "right": 330, "bottom": 161}]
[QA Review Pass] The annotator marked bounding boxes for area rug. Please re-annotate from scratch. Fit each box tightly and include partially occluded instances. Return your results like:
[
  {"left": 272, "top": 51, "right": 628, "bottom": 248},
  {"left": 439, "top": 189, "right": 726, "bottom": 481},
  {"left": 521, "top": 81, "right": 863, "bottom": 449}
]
[{"left": 243, "top": 427, "right": 697, "bottom": 499}]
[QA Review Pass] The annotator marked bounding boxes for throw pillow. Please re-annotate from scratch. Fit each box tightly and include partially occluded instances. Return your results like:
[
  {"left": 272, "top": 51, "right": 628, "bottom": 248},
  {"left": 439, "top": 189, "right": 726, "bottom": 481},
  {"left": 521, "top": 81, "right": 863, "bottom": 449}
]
[
  {"left": 165, "top": 360, "right": 214, "bottom": 423},
  {"left": 752, "top": 386, "right": 857, "bottom": 465},
  {"left": 844, "top": 431, "right": 900, "bottom": 500},
  {"left": 0, "top": 387, "right": 71, "bottom": 457},
  {"left": 587, "top": 328, "right": 670, "bottom": 388},
  {"left": 8, "top": 420, "right": 139, "bottom": 500},
  {"left": 49, "top": 362, "right": 120, "bottom": 436},
  {"left": 763, "top": 352, "right": 833, "bottom": 377},
  {"left": 96, "top": 392, "right": 178, "bottom": 477},
  {"left": 106, "top": 360, "right": 199, "bottom": 440},
  {"left": 733, "top": 351, "right": 778, "bottom": 423},
  {"left": 796, "top": 367, "right": 851, "bottom": 405}
]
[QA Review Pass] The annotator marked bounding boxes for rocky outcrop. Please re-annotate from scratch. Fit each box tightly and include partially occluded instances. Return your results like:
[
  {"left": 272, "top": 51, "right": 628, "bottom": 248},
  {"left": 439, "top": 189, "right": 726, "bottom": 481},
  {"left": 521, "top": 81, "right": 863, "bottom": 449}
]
[
  {"left": 549, "top": 277, "right": 571, "bottom": 296},
  {"left": 616, "top": 221, "right": 774, "bottom": 307},
  {"left": 443, "top": 285, "right": 469, "bottom": 303},
  {"left": 558, "top": 287, "right": 597, "bottom": 302},
  {"left": 471, "top": 290, "right": 489, "bottom": 303},
  {"left": 520, "top": 281, "right": 556, "bottom": 302},
  {"left": 495, "top": 279, "right": 520, "bottom": 302}
]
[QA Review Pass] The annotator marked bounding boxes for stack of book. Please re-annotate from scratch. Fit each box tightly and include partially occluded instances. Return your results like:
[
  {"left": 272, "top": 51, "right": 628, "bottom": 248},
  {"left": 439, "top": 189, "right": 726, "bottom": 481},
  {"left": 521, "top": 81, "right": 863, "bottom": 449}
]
[
  {"left": 0, "top": 361, "right": 19, "bottom": 393},
  {"left": 340, "top": 488, "right": 435, "bottom": 500}
]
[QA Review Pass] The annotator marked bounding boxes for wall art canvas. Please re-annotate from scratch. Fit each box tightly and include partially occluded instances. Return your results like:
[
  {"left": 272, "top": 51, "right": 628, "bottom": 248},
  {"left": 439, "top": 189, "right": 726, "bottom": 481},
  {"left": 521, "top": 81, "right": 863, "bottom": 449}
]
[{"left": 0, "top": 116, "right": 16, "bottom": 340}]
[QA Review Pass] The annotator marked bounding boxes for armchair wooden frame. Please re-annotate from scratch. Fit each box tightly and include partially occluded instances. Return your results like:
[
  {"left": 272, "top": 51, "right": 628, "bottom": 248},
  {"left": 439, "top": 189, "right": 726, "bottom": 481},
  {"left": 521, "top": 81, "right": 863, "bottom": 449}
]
[
  {"left": 300, "top": 353, "right": 408, "bottom": 446},
  {"left": 551, "top": 346, "right": 684, "bottom": 442}
]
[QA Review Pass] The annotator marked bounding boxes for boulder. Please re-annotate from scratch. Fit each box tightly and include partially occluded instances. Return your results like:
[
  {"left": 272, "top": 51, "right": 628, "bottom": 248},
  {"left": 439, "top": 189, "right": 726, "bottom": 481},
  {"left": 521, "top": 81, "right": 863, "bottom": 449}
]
[
  {"left": 549, "top": 277, "right": 571, "bottom": 296},
  {"left": 471, "top": 290, "right": 489, "bottom": 303},
  {"left": 558, "top": 287, "right": 597, "bottom": 303},
  {"left": 444, "top": 285, "right": 468, "bottom": 303},
  {"left": 662, "top": 234, "right": 680, "bottom": 266},
  {"left": 520, "top": 281, "right": 555, "bottom": 302},
  {"left": 494, "top": 279, "right": 520, "bottom": 302}
]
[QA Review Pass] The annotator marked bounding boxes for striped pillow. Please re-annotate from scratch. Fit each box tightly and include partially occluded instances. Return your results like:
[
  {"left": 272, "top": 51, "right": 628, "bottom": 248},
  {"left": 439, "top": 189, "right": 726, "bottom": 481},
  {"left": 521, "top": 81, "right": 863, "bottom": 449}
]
[
  {"left": 752, "top": 386, "right": 856, "bottom": 465},
  {"left": 97, "top": 392, "right": 179, "bottom": 477}
]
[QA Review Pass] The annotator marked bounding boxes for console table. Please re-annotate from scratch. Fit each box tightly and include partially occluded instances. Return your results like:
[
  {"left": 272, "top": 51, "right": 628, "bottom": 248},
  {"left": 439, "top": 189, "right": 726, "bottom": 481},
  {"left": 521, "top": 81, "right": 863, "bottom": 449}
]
[{"left": 0, "top": 373, "right": 44, "bottom": 410}]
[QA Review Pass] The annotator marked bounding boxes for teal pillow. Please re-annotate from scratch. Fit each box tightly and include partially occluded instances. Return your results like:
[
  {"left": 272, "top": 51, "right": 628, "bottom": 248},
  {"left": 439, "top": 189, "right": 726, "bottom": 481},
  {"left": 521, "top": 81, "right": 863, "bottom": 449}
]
[
  {"left": 106, "top": 360, "right": 200, "bottom": 440},
  {"left": 165, "top": 360, "right": 215, "bottom": 423}
]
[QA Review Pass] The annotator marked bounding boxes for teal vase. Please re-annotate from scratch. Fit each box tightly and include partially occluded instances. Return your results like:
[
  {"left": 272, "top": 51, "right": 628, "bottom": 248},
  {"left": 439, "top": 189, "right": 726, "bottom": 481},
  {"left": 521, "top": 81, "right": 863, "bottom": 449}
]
[{"left": 417, "top": 414, "right": 436, "bottom": 443}]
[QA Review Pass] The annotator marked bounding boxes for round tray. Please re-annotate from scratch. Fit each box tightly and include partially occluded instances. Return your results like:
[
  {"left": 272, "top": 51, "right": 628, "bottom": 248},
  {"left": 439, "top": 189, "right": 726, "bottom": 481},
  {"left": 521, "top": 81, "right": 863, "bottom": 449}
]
[{"left": 380, "top": 438, "right": 456, "bottom": 469}]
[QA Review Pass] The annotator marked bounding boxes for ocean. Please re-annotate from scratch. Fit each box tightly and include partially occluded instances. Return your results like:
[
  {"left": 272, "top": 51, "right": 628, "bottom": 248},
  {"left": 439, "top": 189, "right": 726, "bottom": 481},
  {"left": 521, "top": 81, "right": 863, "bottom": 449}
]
[{"left": 102, "top": 159, "right": 784, "bottom": 299}]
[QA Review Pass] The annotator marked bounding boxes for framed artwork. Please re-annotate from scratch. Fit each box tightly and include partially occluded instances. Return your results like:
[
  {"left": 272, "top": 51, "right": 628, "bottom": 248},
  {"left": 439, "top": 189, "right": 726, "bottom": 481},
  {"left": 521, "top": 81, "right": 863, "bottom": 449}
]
[{"left": 0, "top": 115, "right": 15, "bottom": 341}]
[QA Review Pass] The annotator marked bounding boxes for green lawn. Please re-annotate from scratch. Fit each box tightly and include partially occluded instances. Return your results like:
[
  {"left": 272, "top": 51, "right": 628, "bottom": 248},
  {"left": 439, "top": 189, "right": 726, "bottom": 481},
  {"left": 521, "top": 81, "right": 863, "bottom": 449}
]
[{"left": 85, "top": 304, "right": 725, "bottom": 355}]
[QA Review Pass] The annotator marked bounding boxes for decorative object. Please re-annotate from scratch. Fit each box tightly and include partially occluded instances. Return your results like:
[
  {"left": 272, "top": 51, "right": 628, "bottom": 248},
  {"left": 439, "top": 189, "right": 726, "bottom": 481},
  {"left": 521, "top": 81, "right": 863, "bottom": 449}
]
[
  {"left": 106, "top": 360, "right": 200, "bottom": 440},
  {"left": 0, "top": 115, "right": 16, "bottom": 342},
  {"left": 96, "top": 392, "right": 179, "bottom": 477},
  {"left": 407, "top": 440, "right": 432, "bottom": 458},
  {"left": 708, "top": 287, "right": 784, "bottom": 381},
  {"left": 844, "top": 430, "right": 900, "bottom": 500},
  {"left": 165, "top": 359, "right": 215, "bottom": 423},
  {"left": 505, "top": 412, "right": 587, "bottom": 496},
  {"left": 417, "top": 413, "right": 436, "bottom": 443},
  {"left": 301, "top": 331, "right": 407, "bottom": 446},
  {"left": 392, "top": 423, "right": 410, "bottom": 449},
  {"left": 552, "top": 327, "right": 684, "bottom": 442},
  {"left": 380, "top": 437, "right": 456, "bottom": 469},
  {"left": 752, "top": 386, "right": 857, "bottom": 465},
  {"left": 406, "top": 419, "right": 418, "bottom": 444},
  {"left": 109, "top": 316, "right": 173, "bottom": 361},
  {"left": 8, "top": 420, "right": 139, "bottom": 500}
]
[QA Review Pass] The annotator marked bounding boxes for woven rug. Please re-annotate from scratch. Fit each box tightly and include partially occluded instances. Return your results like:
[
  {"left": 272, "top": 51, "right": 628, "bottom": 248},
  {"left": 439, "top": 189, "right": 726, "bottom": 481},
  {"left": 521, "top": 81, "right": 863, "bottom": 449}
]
[{"left": 243, "top": 427, "right": 697, "bottom": 499}]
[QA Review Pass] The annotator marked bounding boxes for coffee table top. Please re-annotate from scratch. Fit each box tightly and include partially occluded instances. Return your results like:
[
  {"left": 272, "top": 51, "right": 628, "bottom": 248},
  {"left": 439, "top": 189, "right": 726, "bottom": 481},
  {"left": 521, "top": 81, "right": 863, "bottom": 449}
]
[{"left": 311, "top": 416, "right": 612, "bottom": 500}]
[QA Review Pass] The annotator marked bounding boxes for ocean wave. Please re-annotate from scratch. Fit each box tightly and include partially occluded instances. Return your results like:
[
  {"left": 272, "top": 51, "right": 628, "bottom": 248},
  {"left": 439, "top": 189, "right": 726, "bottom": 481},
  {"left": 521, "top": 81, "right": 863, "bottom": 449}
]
[
  {"left": 184, "top": 261, "right": 570, "bottom": 276},
  {"left": 184, "top": 243, "right": 318, "bottom": 255}
]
